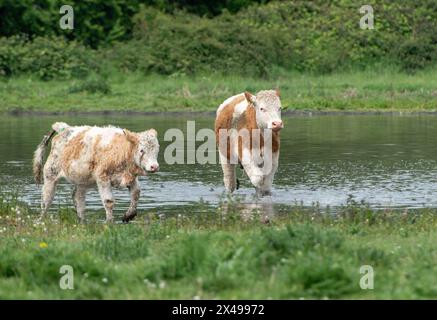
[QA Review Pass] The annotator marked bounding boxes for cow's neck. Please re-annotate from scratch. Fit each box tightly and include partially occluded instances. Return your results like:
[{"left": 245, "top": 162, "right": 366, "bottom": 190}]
[
  {"left": 237, "top": 104, "right": 258, "bottom": 130},
  {"left": 127, "top": 158, "right": 146, "bottom": 176}
]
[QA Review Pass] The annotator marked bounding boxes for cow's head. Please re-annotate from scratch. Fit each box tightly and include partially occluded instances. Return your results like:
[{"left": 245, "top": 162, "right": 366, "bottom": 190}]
[
  {"left": 125, "top": 129, "right": 160, "bottom": 173},
  {"left": 244, "top": 89, "right": 283, "bottom": 132}
]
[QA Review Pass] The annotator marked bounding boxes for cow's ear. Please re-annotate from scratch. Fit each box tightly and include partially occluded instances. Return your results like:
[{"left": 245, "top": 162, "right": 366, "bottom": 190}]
[
  {"left": 275, "top": 88, "right": 280, "bottom": 97},
  {"left": 244, "top": 91, "right": 256, "bottom": 105},
  {"left": 140, "top": 129, "right": 157, "bottom": 140},
  {"left": 123, "top": 129, "right": 138, "bottom": 144},
  {"left": 147, "top": 128, "right": 158, "bottom": 138}
]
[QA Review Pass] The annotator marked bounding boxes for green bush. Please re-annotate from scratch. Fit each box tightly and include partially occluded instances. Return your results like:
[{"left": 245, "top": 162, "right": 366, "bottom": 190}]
[
  {"left": 0, "top": 36, "right": 98, "bottom": 80},
  {"left": 0, "top": 36, "right": 24, "bottom": 77},
  {"left": 104, "top": 7, "right": 285, "bottom": 77},
  {"left": 104, "top": 1, "right": 437, "bottom": 76},
  {"left": 1, "top": 1, "right": 437, "bottom": 78},
  {"left": 397, "top": 37, "right": 437, "bottom": 73},
  {"left": 68, "top": 76, "right": 111, "bottom": 94},
  {"left": 0, "top": 1, "right": 268, "bottom": 46},
  {"left": 0, "top": 0, "right": 58, "bottom": 39},
  {"left": 153, "top": 0, "right": 270, "bottom": 16},
  {"left": 0, "top": 0, "right": 139, "bottom": 48}
]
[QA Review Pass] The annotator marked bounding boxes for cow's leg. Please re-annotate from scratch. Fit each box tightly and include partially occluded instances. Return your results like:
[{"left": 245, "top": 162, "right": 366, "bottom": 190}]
[
  {"left": 97, "top": 180, "right": 114, "bottom": 223},
  {"left": 41, "top": 178, "right": 58, "bottom": 216},
  {"left": 242, "top": 146, "right": 279, "bottom": 197},
  {"left": 241, "top": 162, "right": 265, "bottom": 196},
  {"left": 72, "top": 185, "right": 87, "bottom": 222},
  {"left": 122, "top": 178, "right": 140, "bottom": 223},
  {"left": 221, "top": 163, "right": 237, "bottom": 193},
  {"left": 257, "top": 151, "right": 279, "bottom": 196},
  {"left": 41, "top": 158, "right": 60, "bottom": 216}
]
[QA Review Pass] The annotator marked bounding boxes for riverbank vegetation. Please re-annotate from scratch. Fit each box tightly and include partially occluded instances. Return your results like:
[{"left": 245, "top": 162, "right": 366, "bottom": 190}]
[
  {"left": 1, "top": 68, "right": 436, "bottom": 113},
  {"left": 0, "top": 0, "right": 436, "bottom": 113},
  {"left": 1, "top": 193, "right": 436, "bottom": 299}
]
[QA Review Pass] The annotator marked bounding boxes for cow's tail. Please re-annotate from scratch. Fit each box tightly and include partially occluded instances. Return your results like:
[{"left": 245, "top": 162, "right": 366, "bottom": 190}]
[{"left": 32, "top": 122, "right": 69, "bottom": 184}]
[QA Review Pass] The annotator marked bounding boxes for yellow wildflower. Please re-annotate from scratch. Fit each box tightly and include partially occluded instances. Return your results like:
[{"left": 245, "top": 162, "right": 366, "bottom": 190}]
[{"left": 39, "top": 242, "right": 48, "bottom": 249}]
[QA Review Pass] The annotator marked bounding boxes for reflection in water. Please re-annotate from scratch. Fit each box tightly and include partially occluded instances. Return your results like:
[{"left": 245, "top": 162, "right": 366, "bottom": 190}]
[
  {"left": 219, "top": 197, "right": 276, "bottom": 223},
  {"left": 2, "top": 114, "right": 437, "bottom": 219}
]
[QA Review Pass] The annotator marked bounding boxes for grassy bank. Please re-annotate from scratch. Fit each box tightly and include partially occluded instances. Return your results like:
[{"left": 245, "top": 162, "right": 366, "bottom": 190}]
[
  {"left": 1, "top": 194, "right": 437, "bottom": 299},
  {"left": 1, "top": 68, "right": 436, "bottom": 114}
]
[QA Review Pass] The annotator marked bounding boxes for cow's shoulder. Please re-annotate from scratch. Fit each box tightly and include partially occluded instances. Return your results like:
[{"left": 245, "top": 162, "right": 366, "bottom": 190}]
[
  {"left": 237, "top": 103, "right": 257, "bottom": 131},
  {"left": 215, "top": 94, "right": 248, "bottom": 131},
  {"left": 217, "top": 93, "right": 245, "bottom": 115}
]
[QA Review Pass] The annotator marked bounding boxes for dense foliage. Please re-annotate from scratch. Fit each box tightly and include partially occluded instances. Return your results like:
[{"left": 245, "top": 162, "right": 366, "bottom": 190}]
[
  {"left": 0, "top": 0, "right": 267, "bottom": 45},
  {"left": 0, "top": 0, "right": 436, "bottom": 79},
  {"left": 0, "top": 36, "right": 98, "bottom": 79}
]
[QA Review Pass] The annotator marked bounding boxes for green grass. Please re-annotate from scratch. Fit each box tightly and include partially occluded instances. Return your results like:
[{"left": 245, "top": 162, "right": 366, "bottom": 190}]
[
  {"left": 1, "top": 68, "right": 437, "bottom": 113},
  {"left": 1, "top": 194, "right": 437, "bottom": 299}
]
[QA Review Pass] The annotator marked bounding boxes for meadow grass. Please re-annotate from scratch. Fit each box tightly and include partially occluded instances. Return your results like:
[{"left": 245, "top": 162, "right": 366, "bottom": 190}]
[
  {"left": 1, "top": 68, "right": 436, "bottom": 114},
  {"left": 0, "top": 193, "right": 436, "bottom": 299}
]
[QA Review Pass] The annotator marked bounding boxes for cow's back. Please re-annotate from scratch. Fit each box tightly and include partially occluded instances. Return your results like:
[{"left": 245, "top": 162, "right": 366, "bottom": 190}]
[{"left": 55, "top": 126, "right": 132, "bottom": 184}]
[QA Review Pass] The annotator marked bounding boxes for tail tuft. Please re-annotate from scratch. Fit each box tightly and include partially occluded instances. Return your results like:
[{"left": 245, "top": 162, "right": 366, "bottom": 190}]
[
  {"left": 33, "top": 143, "right": 45, "bottom": 184},
  {"left": 33, "top": 130, "right": 56, "bottom": 184}
]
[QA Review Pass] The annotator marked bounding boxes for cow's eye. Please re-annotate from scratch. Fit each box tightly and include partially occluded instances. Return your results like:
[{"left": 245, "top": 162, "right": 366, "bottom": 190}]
[
  {"left": 140, "top": 149, "right": 144, "bottom": 153},
  {"left": 260, "top": 108, "right": 266, "bottom": 112}
]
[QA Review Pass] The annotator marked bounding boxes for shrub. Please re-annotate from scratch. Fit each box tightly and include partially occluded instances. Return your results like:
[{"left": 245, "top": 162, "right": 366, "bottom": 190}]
[
  {"left": 397, "top": 37, "right": 436, "bottom": 73},
  {"left": 0, "top": 36, "right": 26, "bottom": 77},
  {"left": 0, "top": 0, "right": 139, "bottom": 48},
  {"left": 2, "top": 1, "right": 437, "bottom": 78},
  {"left": 111, "top": 1, "right": 437, "bottom": 76},
  {"left": 106, "top": 7, "right": 281, "bottom": 77},
  {"left": 68, "top": 76, "right": 111, "bottom": 94},
  {"left": 0, "top": 36, "right": 99, "bottom": 80}
]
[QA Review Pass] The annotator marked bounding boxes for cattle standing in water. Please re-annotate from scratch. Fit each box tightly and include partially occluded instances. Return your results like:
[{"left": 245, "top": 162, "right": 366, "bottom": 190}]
[
  {"left": 215, "top": 90, "right": 283, "bottom": 196},
  {"left": 32, "top": 122, "right": 159, "bottom": 223}
]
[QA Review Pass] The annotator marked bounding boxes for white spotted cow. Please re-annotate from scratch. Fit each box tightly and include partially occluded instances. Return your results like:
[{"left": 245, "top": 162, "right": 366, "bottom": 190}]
[
  {"left": 215, "top": 90, "right": 283, "bottom": 196},
  {"left": 33, "top": 122, "right": 159, "bottom": 223}
]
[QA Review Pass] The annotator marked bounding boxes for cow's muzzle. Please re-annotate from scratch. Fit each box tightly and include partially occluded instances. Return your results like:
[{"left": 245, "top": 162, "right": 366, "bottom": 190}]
[
  {"left": 271, "top": 120, "right": 284, "bottom": 132},
  {"left": 146, "top": 164, "right": 159, "bottom": 173}
]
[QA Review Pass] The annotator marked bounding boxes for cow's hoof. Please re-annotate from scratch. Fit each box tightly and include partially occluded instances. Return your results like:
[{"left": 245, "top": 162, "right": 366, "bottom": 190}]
[
  {"left": 122, "top": 210, "right": 137, "bottom": 223},
  {"left": 262, "top": 215, "right": 271, "bottom": 224},
  {"left": 256, "top": 190, "right": 272, "bottom": 197}
]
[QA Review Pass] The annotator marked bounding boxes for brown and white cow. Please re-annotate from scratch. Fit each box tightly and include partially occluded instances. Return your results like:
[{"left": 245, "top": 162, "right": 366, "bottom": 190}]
[
  {"left": 215, "top": 90, "right": 283, "bottom": 196},
  {"left": 32, "top": 122, "right": 159, "bottom": 223}
]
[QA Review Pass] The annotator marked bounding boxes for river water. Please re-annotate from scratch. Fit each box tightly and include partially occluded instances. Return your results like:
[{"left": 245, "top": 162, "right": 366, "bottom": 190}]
[{"left": 1, "top": 114, "right": 437, "bottom": 218}]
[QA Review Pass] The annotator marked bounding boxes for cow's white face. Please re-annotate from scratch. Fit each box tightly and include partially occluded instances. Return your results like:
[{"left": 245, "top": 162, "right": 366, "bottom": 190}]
[
  {"left": 136, "top": 129, "right": 160, "bottom": 173},
  {"left": 245, "top": 90, "right": 283, "bottom": 132}
]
